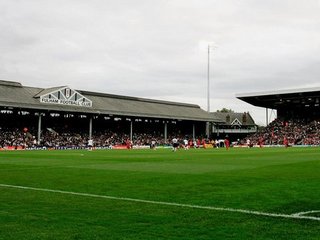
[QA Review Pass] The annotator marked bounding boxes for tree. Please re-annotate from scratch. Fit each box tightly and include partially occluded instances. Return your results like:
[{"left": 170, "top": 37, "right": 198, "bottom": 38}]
[{"left": 216, "top": 108, "right": 234, "bottom": 113}]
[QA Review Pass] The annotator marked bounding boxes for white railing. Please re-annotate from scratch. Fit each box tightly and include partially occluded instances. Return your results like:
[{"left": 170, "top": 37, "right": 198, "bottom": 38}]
[{"left": 214, "top": 129, "right": 257, "bottom": 133}]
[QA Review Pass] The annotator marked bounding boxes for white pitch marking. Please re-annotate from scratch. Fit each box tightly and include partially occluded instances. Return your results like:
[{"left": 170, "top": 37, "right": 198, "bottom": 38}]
[
  {"left": 291, "top": 210, "right": 320, "bottom": 217},
  {"left": 1, "top": 183, "right": 320, "bottom": 222}
]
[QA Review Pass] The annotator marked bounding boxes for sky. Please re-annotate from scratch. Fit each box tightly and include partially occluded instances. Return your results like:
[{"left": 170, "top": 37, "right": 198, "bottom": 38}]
[{"left": 1, "top": 0, "right": 320, "bottom": 125}]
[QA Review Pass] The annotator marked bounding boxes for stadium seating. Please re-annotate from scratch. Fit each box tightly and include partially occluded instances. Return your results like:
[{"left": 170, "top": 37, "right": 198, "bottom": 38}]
[
  {"left": 0, "top": 127, "right": 206, "bottom": 149},
  {"left": 243, "top": 119, "right": 320, "bottom": 146}
]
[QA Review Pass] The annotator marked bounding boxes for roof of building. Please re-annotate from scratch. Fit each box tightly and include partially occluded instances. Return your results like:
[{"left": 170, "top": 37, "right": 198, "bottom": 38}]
[
  {"left": 211, "top": 112, "right": 255, "bottom": 126},
  {"left": 0, "top": 80, "right": 222, "bottom": 122},
  {"left": 236, "top": 87, "right": 320, "bottom": 109}
]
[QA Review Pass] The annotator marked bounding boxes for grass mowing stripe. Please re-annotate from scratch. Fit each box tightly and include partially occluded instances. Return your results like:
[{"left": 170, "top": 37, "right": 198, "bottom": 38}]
[{"left": 1, "top": 183, "right": 319, "bottom": 222}]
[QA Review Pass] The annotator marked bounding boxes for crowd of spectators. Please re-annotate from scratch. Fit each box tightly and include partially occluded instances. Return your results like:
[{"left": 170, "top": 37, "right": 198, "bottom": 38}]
[
  {"left": 40, "top": 129, "right": 187, "bottom": 148},
  {"left": 2, "top": 118, "right": 319, "bottom": 149},
  {"left": 0, "top": 128, "right": 36, "bottom": 149},
  {"left": 243, "top": 119, "right": 320, "bottom": 146},
  {"left": 0, "top": 127, "right": 202, "bottom": 149}
]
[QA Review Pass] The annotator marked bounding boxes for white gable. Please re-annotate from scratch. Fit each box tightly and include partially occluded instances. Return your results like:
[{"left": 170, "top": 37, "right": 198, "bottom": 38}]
[
  {"left": 40, "top": 87, "right": 92, "bottom": 107},
  {"left": 231, "top": 118, "right": 242, "bottom": 126}
]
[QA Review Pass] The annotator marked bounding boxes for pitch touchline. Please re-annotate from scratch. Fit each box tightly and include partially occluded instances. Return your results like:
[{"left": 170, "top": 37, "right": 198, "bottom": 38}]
[{"left": 1, "top": 183, "right": 319, "bottom": 222}]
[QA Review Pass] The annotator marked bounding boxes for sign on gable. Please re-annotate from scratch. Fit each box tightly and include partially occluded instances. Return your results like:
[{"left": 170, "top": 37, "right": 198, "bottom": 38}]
[{"left": 40, "top": 87, "right": 92, "bottom": 107}]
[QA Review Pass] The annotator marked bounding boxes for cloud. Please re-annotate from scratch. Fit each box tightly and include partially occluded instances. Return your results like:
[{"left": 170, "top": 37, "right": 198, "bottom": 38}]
[{"left": 0, "top": 0, "right": 320, "bottom": 125}]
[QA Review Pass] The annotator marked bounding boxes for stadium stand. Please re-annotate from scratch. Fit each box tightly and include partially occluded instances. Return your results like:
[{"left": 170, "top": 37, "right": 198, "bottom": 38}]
[
  {"left": 0, "top": 80, "right": 218, "bottom": 150},
  {"left": 242, "top": 119, "right": 320, "bottom": 146},
  {"left": 210, "top": 112, "right": 257, "bottom": 141},
  {"left": 237, "top": 87, "right": 320, "bottom": 146},
  {"left": 2, "top": 80, "right": 318, "bottom": 149}
]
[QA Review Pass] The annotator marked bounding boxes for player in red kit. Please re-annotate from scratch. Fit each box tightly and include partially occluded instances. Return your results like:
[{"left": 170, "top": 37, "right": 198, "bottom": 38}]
[
  {"left": 224, "top": 137, "right": 230, "bottom": 150},
  {"left": 283, "top": 137, "right": 289, "bottom": 148}
]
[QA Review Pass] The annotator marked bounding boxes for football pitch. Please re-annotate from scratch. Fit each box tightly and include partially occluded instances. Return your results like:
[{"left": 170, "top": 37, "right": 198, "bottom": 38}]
[{"left": 0, "top": 147, "right": 319, "bottom": 239}]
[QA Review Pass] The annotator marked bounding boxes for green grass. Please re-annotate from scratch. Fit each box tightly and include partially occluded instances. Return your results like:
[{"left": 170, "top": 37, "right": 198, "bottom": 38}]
[{"left": 0, "top": 147, "right": 319, "bottom": 239}]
